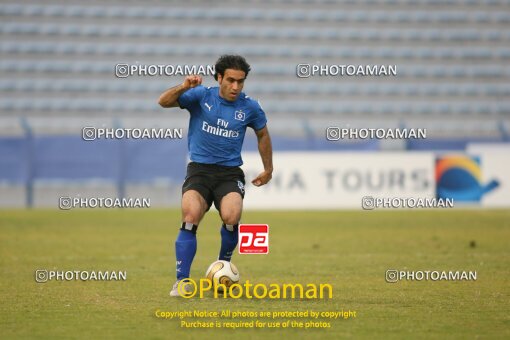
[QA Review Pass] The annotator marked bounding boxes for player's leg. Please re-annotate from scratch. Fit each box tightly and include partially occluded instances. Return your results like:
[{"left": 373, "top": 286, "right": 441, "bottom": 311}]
[
  {"left": 175, "top": 189, "right": 208, "bottom": 280},
  {"left": 171, "top": 189, "right": 210, "bottom": 297},
  {"left": 171, "top": 163, "right": 213, "bottom": 296},
  {"left": 181, "top": 189, "right": 209, "bottom": 225},
  {"left": 213, "top": 174, "right": 245, "bottom": 261},
  {"left": 218, "top": 192, "right": 243, "bottom": 261}
]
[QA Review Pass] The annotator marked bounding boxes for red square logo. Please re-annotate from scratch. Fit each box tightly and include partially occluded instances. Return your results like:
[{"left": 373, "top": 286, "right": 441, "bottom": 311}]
[{"left": 238, "top": 224, "right": 269, "bottom": 254}]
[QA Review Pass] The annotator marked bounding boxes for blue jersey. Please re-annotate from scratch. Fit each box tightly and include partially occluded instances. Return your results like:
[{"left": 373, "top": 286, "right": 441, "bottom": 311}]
[{"left": 178, "top": 85, "right": 267, "bottom": 166}]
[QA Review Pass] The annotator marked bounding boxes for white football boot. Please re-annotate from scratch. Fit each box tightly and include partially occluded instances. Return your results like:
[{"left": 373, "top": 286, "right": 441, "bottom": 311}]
[{"left": 169, "top": 279, "right": 194, "bottom": 297}]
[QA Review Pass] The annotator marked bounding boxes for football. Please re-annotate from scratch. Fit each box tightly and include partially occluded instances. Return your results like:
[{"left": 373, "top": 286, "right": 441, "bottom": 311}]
[{"left": 205, "top": 260, "right": 240, "bottom": 292}]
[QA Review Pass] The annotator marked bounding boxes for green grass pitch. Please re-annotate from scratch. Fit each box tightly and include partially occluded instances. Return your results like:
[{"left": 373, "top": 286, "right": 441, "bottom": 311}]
[{"left": 1, "top": 209, "right": 509, "bottom": 339}]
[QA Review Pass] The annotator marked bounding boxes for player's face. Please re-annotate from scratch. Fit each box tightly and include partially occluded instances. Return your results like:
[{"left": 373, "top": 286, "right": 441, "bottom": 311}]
[{"left": 218, "top": 69, "right": 246, "bottom": 101}]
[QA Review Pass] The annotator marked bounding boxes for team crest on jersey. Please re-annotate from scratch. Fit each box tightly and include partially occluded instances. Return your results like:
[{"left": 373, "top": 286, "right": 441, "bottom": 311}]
[
  {"left": 234, "top": 110, "right": 245, "bottom": 121},
  {"left": 237, "top": 180, "right": 245, "bottom": 194}
]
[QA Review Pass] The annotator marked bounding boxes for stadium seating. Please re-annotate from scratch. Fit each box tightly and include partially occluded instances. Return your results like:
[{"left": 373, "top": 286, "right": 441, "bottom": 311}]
[
  {"left": 1, "top": 0, "right": 509, "bottom": 119},
  {"left": 1, "top": 0, "right": 509, "bottom": 206}
]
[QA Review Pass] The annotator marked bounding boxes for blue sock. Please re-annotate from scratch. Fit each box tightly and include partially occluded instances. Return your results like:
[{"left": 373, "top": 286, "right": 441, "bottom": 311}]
[
  {"left": 219, "top": 224, "right": 238, "bottom": 261},
  {"left": 175, "top": 227, "right": 197, "bottom": 280}
]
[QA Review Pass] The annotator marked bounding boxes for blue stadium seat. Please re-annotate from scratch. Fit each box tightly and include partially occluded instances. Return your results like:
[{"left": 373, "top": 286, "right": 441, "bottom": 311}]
[
  {"left": 0, "top": 137, "right": 29, "bottom": 183},
  {"left": 1, "top": 1, "right": 509, "bottom": 125},
  {"left": 44, "top": 5, "right": 64, "bottom": 16}
]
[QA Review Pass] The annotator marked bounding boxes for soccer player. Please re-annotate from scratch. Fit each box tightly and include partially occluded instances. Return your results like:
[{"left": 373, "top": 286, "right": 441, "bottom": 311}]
[{"left": 158, "top": 55, "right": 273, "bottom": 296}]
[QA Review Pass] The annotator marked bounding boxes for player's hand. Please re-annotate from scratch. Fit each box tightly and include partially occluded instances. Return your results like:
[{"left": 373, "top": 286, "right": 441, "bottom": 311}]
[
  {"left": 182, "top": 75, "right": 202, "bottom": 90},
  {"left": 251, "top": 170, "right": 272, "bottom": 187}
]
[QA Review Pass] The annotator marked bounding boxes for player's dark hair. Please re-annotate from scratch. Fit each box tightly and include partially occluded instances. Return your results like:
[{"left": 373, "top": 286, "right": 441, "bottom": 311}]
[{"left": 214, "top": 55, "right": 251, "bottom": 81}]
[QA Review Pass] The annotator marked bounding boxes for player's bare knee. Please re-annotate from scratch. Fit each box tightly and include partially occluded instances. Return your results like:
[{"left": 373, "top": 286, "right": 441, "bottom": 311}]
[
  {"left": 220, "top": 206, "right": 242, "bottom": 225},
  {"left": 182, "top": 210, "right": 202, "bottom": 225},
  {"left": 221, "top": 212, "right": 241, "bottom": 226}
]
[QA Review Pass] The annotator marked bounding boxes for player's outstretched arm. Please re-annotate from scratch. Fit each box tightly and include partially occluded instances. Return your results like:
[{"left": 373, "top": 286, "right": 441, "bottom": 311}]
[
  {"left": 252, "top": 126, "right": 273, "bottom": 187},
  {"left": 158, "top": 75, "right": 202, "bottom": 108}
]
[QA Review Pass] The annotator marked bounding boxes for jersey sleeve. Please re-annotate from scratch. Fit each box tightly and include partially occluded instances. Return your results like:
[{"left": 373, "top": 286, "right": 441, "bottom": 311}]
[
  {"left": 178, "top": 85, "right": 206, "bottom": 111},
  {"left": 248, "top": 100, "right": 268, "bottom": 131}
]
